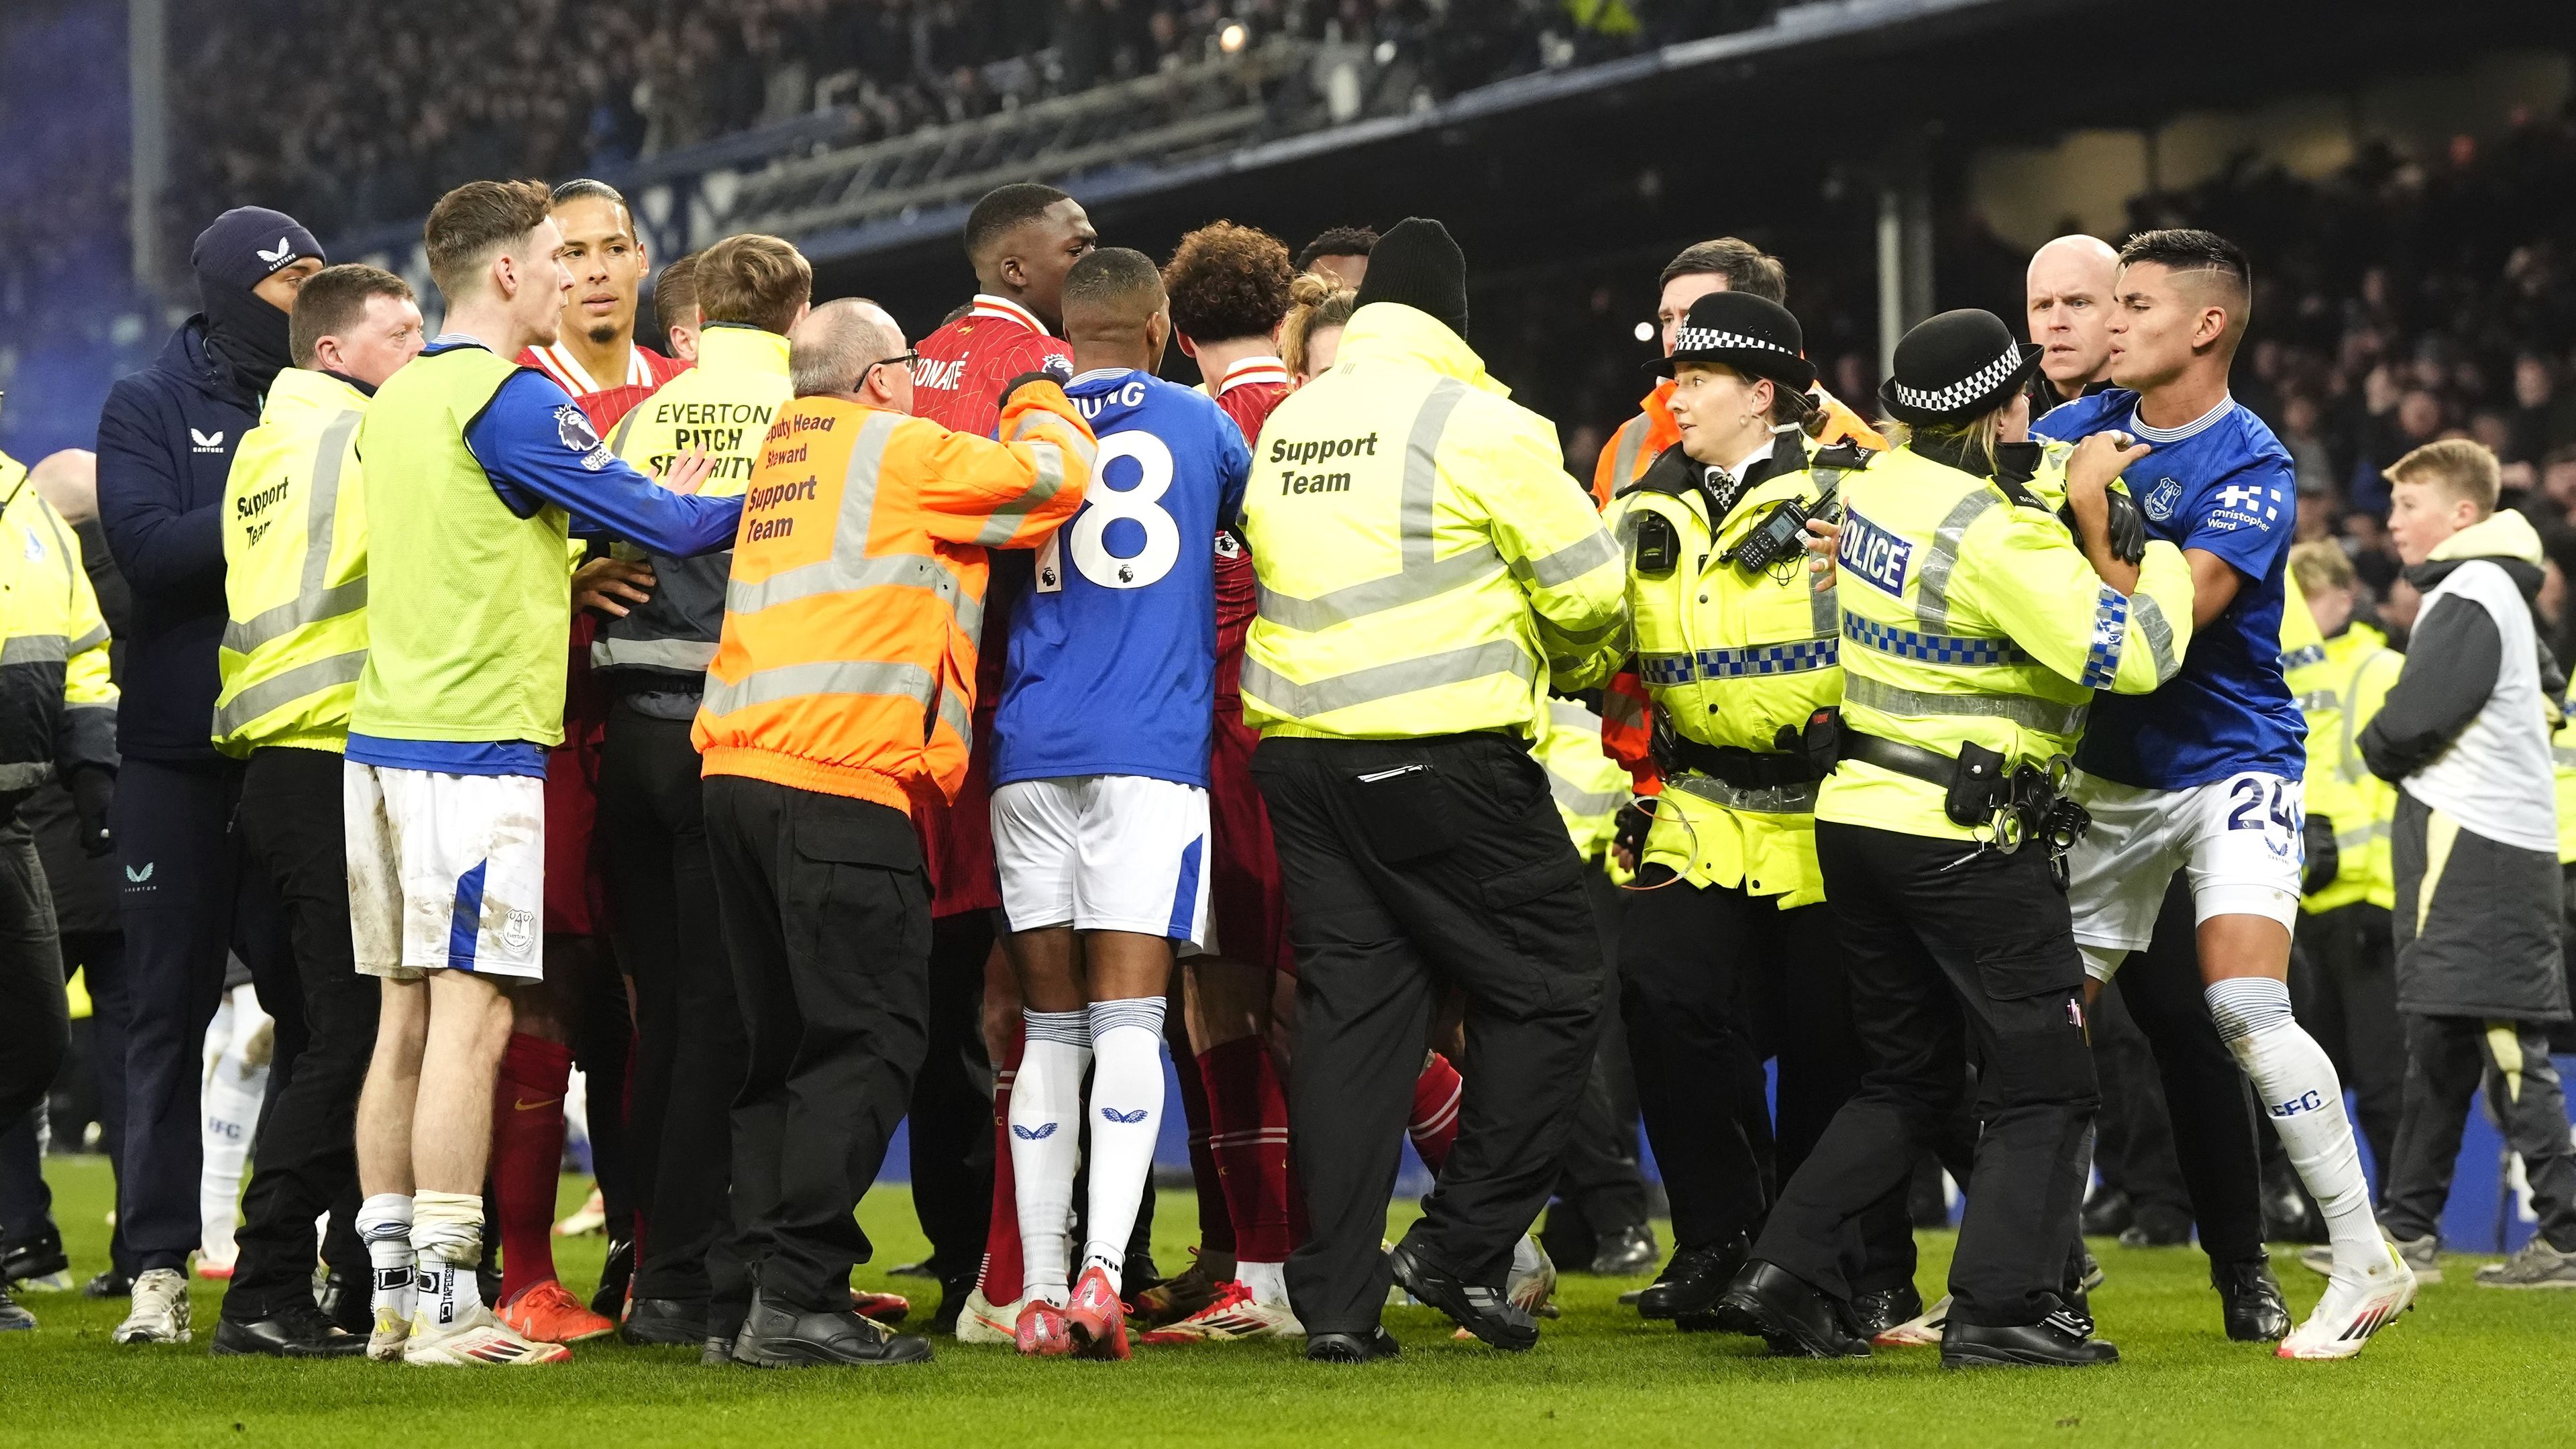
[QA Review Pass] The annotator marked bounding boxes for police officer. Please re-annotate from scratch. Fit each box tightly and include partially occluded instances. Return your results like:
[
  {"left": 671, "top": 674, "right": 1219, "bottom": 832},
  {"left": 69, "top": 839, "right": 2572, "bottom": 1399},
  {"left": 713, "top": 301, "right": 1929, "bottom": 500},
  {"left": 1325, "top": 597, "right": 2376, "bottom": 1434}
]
[
  {"left": 1718, "top": 309, "right": 2196, "bottom": 1368},
  {"left": 1603, "top": 292, "right": 1924, "bottom": 1336},
  {"left": 206, "top": 264, "right": 423, "bottom": 1355},
  {"left": 1235, "top": 218, "right": 1628, "bottom": 1360}
]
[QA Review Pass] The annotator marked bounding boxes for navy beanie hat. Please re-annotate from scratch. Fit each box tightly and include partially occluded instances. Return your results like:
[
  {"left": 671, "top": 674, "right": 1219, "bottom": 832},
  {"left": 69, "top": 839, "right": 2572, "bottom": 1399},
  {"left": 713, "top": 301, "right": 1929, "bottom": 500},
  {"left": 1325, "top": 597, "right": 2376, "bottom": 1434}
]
[{"left": 192, "top": 207, "right": 323, "bottom": 393}]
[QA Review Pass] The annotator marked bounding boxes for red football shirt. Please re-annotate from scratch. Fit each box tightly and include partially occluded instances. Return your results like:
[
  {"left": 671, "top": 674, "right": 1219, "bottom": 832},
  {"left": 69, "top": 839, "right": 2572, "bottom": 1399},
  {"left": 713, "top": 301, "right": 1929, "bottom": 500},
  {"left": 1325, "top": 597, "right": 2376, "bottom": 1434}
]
[
  {"left": 1210, "top": 356, "right": 1291, "bottom": 696},
  {"left": 518, "top": 339, "right": 691, "bottom": 397},
  {"left": 907, "top": 294, "right": 1073, "bottom": 916}
]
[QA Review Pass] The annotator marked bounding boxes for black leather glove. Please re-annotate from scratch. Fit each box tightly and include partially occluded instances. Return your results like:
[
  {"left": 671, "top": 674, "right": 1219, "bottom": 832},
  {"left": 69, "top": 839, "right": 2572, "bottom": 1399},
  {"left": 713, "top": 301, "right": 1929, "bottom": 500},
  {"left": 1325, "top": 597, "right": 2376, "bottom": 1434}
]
[
  {"left": 69, "top": 765, "right": 115, "bottom": 858},
  {"left": 2301, "top": 811, "right": 2339, "bottom": 896},
  {"left": 998, "top": 363, "right": 1072, "bottom": 413},
  {"left": 2058, "top": 488, "right": 2148, "bottom": 566},
  {"left": 1613, "top": 794, "right": 1653, "bottom": 865}
]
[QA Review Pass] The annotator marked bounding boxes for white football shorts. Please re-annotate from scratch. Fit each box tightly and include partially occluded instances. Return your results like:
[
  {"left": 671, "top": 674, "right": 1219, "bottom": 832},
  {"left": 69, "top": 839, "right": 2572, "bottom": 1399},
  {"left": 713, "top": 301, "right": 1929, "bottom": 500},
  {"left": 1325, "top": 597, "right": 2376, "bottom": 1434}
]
[
  {"left": 345, "top": 761, "right": 547, "bottom": 981},
  {"left": 991, "top": 774, "right": 1211, "bottom": 947},
  {"left": 2064, "top": 769, "right": 2305, "bottom": 983}
]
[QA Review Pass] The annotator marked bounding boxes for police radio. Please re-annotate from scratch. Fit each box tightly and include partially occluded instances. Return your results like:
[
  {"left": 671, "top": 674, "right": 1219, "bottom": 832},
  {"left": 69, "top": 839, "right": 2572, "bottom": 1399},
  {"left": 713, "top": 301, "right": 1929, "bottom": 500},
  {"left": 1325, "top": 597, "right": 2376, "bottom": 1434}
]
[{"left": 1720, "top": 450, "right": 1860, "bottom": 580}]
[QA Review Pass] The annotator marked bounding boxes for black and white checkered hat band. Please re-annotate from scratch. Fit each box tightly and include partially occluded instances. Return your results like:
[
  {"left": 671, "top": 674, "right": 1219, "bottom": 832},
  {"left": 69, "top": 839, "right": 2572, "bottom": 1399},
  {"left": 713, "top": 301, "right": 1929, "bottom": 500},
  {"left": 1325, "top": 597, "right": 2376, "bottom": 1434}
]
[
  {"left": 1892, "top": 343, "right": 2023, "bottom": 413},
  {"left": 1672, "top": 326, "right": 1796, "bottom": 358}
]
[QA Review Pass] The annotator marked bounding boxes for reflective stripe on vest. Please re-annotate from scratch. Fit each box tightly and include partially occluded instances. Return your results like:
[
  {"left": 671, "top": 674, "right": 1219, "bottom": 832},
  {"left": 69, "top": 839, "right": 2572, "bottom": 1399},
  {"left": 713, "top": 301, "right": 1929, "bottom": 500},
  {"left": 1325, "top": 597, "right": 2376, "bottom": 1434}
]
[
  {"left": 222, "top": 411, "right": 365, "bottom": 655},
  {"left": 1548, "top": 769, "right": 1624, "bottom": 818},
  {"left": 702, "top": 657, "right": 935, "bottom": 718},
  {"left": 1609, "top": 412, "right": 1651, "bottom": 488},
  {"left": 1841, "top": 672, "right": 2088, "bottom": 737},
  {"left": 1238, "top": 637, "right": 1534, "bottom": 720},
  {"left": 213, "top": 650, "right": 366, "bottom": 737},
  {"left": 1256, "top": 378, "right": 1483, "bottom": 631},
  {"left": 1637, "top": 640, "right": 1838, "bottom": 684},
  {"left": 0, "top": 634, "right": 67, "bottom": 665},
  {"left": 975, "top": 401, "right": 1095, "bottom": 545},
  {"left": 723, "top": 411, "right": 987, "bottom": 641},
  {"left": 590, "top": 636, "right": 718, "bottom": 672},
  {"left": 1912, "top": 489, "right": 2000, "bottom": 633}
]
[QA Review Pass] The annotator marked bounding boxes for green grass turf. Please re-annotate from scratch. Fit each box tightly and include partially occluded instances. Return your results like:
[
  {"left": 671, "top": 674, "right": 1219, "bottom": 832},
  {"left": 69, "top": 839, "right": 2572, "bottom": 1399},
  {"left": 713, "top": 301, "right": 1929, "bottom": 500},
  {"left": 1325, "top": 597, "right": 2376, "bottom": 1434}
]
[{"left": 4, "top": 1156, "right": 2570, "bottom": 1446}]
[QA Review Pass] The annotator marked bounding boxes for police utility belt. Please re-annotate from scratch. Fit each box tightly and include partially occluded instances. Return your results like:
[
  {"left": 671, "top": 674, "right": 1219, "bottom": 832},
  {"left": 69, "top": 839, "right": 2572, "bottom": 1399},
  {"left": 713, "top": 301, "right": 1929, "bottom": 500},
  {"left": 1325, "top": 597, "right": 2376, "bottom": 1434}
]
[{"left": 1837, "top": 724, "right": 2091, "bottom": 884}]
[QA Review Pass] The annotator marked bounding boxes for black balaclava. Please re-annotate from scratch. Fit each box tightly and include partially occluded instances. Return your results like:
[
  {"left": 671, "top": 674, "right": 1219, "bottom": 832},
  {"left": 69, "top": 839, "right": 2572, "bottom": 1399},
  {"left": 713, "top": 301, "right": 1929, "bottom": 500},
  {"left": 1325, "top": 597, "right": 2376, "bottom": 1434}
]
[{"left": 191, "top": 206, "right": 324, "bottom": 396}]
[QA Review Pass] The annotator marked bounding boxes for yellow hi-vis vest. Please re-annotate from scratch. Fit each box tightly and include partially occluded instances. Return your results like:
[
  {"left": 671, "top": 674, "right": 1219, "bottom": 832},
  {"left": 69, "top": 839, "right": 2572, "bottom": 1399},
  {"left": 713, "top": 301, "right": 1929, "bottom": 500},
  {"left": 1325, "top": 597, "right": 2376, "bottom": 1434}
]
[
  {"left": 1536, "top": 697, "right": 1627, "bottom": 859},
  {"left": 213, "top": 368, "right": 372, "bottom": 754},
  {"left": 2300, "top": 622, "right": 2402, "bottom": 910},
  {"left": 1815, "top": 443, "right": 2198, "bottom": 842},
  {"left": 2554, "top": 695, "right": 2576, "bottom": 865},
  {"left": 1607, "top": 439, "right": 1869, "bottom": 905},
  {"left": 0, "top": 451, "right": 116, "bottom": 791},
  {"left": 1238, "top": 303, "right": 1627, "bottom": 740}
]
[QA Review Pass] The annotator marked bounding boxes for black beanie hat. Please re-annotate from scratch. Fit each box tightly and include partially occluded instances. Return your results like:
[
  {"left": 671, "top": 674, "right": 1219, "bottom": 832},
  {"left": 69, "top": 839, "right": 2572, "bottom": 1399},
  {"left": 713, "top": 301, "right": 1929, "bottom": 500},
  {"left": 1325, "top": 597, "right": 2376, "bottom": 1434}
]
[
  {"left": 1354, "top": 217, "right": 1469, "bottom": 343},
  {"left": 192, "top": 206, "right": 325, "bottom": 396}
]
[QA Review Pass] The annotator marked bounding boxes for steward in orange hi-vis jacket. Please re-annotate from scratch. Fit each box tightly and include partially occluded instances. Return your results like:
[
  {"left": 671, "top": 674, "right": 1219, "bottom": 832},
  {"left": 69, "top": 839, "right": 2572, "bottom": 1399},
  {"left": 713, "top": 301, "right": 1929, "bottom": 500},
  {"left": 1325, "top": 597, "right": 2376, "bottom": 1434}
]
[{"left": 692, "top": 368, "right": 1097, "bottom": 816}]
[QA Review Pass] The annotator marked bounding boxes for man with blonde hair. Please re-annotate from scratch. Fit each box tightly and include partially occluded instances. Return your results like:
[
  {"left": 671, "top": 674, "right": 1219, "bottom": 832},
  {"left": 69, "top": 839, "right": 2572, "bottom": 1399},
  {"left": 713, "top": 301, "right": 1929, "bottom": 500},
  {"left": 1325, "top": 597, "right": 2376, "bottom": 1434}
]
[{"left": 2359, "top": 437, "right": 2576, "bottom": 1289}]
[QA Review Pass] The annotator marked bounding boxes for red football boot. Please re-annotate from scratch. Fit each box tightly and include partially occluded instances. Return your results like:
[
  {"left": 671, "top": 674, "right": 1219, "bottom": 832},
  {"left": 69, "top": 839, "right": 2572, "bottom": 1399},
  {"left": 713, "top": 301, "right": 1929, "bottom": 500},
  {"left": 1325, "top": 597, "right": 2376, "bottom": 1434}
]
[
  {"left": 1014, "top": 1299, "right": 1074, "bottom": 1357},
  {"left": 1064, "top": 1267, "right": 1132, "bottom": 1360}
]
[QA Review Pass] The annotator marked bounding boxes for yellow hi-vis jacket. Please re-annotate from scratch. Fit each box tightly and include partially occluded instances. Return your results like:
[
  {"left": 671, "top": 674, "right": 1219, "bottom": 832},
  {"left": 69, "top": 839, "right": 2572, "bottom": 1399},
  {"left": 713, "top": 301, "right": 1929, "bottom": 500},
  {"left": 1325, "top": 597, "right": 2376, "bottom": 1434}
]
[
  {"left": 2555, "top": 694, "right": 2576, "bottom": 865},
  {"left": 2300, "top": 620, "right": 2403, "bottom": 910},
  {"left": 0, "top": 451, "right": 117, "bottom": 791},
  {"left": 1815, "top": 443, "right": 2197, "bottom": 841},
  {"left": 1536, "top": 697, "right": 1628, "bottom": 859},
  {"left": 1239, "top": 303, "right": 1627, "bottom": 739},
  {"left": 1607, "top": 438, "right": 1871, "bottom": 905},
  {"left": 213, "top": 368, "right": 371, "bottom": 754}
]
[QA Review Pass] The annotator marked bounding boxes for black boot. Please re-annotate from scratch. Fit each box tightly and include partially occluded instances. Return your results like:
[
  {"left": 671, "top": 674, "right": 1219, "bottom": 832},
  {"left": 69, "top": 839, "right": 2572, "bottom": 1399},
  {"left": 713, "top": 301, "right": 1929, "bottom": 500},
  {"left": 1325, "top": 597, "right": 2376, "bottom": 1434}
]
[
  {"left": 1305, "top": 1326, "right": 1403, "bottom": 1364},
  {"left": 2080, "top": 1187, "right": 2135, "bottom": 1238},
  {"left": 590, "top": 1228, "right": 637, "bottom": 1320},
  {"left": 211, "top": 1303, "right": 368, "bottom": 1358},
  {"left": 1, "top": 1229, "right": 70, "bottom": 1288},
  {"left": 731, "top": 1289, "right": 932, "bottom": 1367},
  {"left": 623, "top": 1295, "right": 711, "bottom": 1346},
  {"left": 1940, "top": 1301, "right": 2118, "bottom": 1368},
  {"left": 2213, "top": 1257, "right": 2292, "bottom": 1342},
  {"left": 1585, "top": 1224, "right": 1660, "bottom": 1278},
  {"left": 1635, "top": 1231, "right": 1750, "bottom": 1320},
  {"left": 1387, "top": 1236, "right": 1537, "bottom": 1351},
  {"left": 1850, "top": 1282, "right": 1925, "bottom": 1340},
  {"left": 2118, "top": 1201, "right": 2194, "bottom": 1248},
  {"left": 1714, "top": 1262, "right": 1870, "bottom": 1358}
]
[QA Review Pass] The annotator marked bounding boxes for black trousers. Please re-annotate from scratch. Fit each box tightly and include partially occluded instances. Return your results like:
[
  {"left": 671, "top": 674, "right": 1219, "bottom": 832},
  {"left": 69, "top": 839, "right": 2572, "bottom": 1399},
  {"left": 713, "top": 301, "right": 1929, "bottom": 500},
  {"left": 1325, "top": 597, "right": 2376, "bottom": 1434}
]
[
  {"left": 706, "top": 775, "right": 931, "bottom": 1313},
  {"left": 2085, "top": 975, "right": 2184, "bottom": 1214},
  {"left": 0, "top": 801, "right": 68, "bottom": 1130},
  {"left": 1252, "top": 733, "right": 1606, "bottom": 1337},
  {"left": 1621, "top": 863, "right": 1915, "bottom": 1289},
  {"left": 66, "top": 928, "right": 130, "bottom": 1274},
  {"left": 2292, "top": 903, "right": 2406, "bottom": 1180},
  {"left": 110, "top": 757, "right": 294, "bottom": 1272},
  {"left": 1544, "top": 867, "right": 1650, "bottom": 1258},
  {"left": 2381, "top": 1013, "right": 2576, "bottom": 1249},
  {"left": 600, "top": 707, "right": 743, "bottom": 1306},
  {"left": 2098, "top": 877, "right": 2267, "bottom": 1266},
  {"left": 1760, "top": 823, "right": 2096, "bottom": 1328},
  {"left": 221, "top": 747, "right": 378, "bottom": 1318},
  {"left": 905, "top": 910, "right": 997, "bottom": 1300},
  {"left": 0, "top": 1107, "right": 56, "bottom": 1252}
]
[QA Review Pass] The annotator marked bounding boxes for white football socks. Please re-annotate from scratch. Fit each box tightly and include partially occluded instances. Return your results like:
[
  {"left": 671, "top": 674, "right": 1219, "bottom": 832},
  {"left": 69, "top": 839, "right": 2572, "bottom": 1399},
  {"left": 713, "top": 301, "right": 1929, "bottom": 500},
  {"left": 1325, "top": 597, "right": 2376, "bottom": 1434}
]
[
  {"left": 409, "top": 1189, "right": 486, "bottom": 1330},
  {"left": 2206, "top": 977, "right": 2383, "bottom": 1272},
  {"left": 1011, "top": 1009, "right": 1090, "bottom": 1307},
  {"left": 1237, "top": 1258, "right": 1289, "bottom": 1307},
  {"left": 356, "top": 1193, "right": 415, "bottom": 1329},
  {"left": 1081, "top": 996, "right": 1169, "bottom": 1295}
]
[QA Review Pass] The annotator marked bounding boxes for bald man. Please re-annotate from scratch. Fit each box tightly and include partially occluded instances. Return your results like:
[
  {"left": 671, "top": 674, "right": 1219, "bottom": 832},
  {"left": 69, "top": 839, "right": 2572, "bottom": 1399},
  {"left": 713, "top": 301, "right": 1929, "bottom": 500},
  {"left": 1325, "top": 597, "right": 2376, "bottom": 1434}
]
[{"left": 2025, "top": 234, "right": 2121, "bottom": 417}]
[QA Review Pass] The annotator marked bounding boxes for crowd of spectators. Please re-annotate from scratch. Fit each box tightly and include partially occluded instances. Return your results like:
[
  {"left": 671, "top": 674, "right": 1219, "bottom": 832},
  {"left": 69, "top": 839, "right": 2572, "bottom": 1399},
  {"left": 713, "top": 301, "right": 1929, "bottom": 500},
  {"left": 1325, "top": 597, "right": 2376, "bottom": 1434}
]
[
  {"left": 1486, "top": 101, "right": 2576, "bottom": 667},
  {"left": 167, "top": 1, "right": 1785, "bottom": 244}
]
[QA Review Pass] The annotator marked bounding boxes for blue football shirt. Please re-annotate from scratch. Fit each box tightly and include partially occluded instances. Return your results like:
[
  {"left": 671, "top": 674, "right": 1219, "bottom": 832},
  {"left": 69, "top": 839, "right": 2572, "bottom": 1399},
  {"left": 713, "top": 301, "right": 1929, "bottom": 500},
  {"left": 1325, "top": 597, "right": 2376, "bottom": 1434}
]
[
  {"left": 2032, "top": 388, "right": 2306, "bottom": 789},
  {"left": 991, "top": 368, "right": 1252, "bottom": 788}
]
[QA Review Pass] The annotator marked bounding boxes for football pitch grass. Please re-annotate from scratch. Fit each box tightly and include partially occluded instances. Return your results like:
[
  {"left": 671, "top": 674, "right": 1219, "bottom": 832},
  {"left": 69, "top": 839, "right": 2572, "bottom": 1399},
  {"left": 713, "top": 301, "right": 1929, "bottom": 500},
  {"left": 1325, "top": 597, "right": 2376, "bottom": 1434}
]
[{"left": 6, "top": 1157, "right": 2571, "bottom": 1446}]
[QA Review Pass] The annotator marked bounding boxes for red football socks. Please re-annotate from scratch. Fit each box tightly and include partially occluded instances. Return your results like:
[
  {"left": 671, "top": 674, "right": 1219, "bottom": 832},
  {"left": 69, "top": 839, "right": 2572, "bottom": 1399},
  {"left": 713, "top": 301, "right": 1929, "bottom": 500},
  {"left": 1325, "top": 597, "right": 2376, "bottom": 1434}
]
[
  {"left": 1407, "top": 1052, "right": 1463, "bottom": 1178},
  {"left": 1171, "top": 1020, "right": 1236, "bottom": 1256},
  {"left": 490, "top": 1032, "right": 574, "bottom": 1304},
  {"left": 974, "top": 1016, "right": 1027, "bottom": 1302},
  {"left": 1198, "top": 1036, "right": 1298, "bottom": 1264}
]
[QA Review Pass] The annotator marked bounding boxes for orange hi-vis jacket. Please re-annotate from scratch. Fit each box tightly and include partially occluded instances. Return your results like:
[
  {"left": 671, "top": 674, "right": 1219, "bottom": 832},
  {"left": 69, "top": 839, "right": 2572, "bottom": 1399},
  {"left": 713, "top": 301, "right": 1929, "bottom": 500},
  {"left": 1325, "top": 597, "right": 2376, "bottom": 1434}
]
[
  {"left": 1588, "top": 378, "right": 1885, "bottom": 508},
  {"left": 692, "top": 382, "right": 1096, "bottom": 814}
]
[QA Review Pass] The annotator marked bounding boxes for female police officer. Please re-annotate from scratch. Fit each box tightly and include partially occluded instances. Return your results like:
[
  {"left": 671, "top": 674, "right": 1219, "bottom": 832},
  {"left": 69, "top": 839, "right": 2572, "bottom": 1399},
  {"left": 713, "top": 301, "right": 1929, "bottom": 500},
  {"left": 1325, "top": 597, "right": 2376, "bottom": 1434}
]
[
  {"left": 1716, "top": 309, "right": 2194, "bottom": 1368},
  {"left": 1603, "top": 292, "right": 1925, "bottom": 1337}
]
